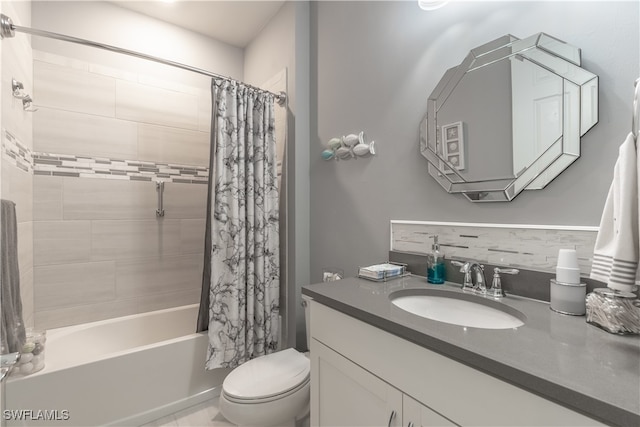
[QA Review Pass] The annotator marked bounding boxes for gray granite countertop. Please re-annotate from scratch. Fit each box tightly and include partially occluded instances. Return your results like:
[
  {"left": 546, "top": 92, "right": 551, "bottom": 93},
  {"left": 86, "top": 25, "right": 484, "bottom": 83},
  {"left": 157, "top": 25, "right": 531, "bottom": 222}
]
[{"left": 302, "top": 276, "right": 640, "bottom": 427}]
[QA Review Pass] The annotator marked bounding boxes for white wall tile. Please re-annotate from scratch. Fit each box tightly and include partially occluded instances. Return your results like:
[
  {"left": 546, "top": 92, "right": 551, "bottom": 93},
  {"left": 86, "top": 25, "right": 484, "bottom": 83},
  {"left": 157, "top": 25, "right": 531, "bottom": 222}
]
[
  {"left": 34, "top": 261, "right": 116, "bottom": 311},
  {"left": 33, "top": 50, "right": 89, "bottom": 72},
  {"left": 138, "top": 73, "right": 202, "bottom": 96},
  {"left": 135, "top": 289, "right": 200, "bottom": 315},
  {"left": 89, "top": 63, "right": 137, "bottom": 82},
  {"left": 34, "top": 60, "right": 116, "bottom": 117},
  {"left": 180, "top": 219, "right": 205, "bottom": 255},
  {"left": 34, "top": 175, "right": 63, "bottom": 221},
  {"left": 163, "top": 182, "right": 207, "bottom": 220},
  {"left": 63, "top": 178, "right": 157, "bottom": 220},
  {"left": 116, "top": 254, "right": 201, "bottom": 298},
  {"left": 138, "top": 123, "right": 209, "bottom": 167},
  {"left": 116, "top": 80, "right": 198, "bottom": 130},
  {"left": 34, "top": 107, "right": 138, "bottom": 159},
  {"left": 20, "top": 267, "right": 35, "bottom": 328},
  {"left": 35, "top": 297, "right": 138, "bottom": 330},
  {"left": 91, "top": 219, "right": 182, "bottom": 261},
  {"left": 17, "top": 221, "right": 33, "bottom": 274},
  {"left": 28, "top": 51, "right": 218, "bottom": 327},
  {"left": 197, "top": 89, "right": 212, "bottom": 133},
  {"left": 2, "top": 159, "right": 33, "bottom": 223},
  {"left": 2, "top": 29, "right": 34, "bottom": 149},
  {"left": 34, "top": 220, "right": 91, "bottom": 266}
]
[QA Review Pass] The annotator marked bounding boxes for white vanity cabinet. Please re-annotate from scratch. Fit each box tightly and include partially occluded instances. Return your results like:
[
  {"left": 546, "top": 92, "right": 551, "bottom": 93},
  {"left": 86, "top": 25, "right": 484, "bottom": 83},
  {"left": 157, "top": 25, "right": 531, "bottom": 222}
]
[
  {"left": 403, "top": 395, "right": 456, "bottom": 427},
  {"left": 309, "top": 300, "right": 604, "bottom": 427},
  {"left": 313, "top": 340, "right": 455, "bottom": 427},
  {"left": 313, "top": 340, "right": 403, "bottom": 427}
]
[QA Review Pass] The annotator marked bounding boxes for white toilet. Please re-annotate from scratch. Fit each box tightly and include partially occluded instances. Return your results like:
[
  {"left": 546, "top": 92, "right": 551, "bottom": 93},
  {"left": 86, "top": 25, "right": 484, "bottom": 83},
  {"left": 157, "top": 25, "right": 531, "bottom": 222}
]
[{"left": 219, "top": 296, "right": 312, "bottom": 427}]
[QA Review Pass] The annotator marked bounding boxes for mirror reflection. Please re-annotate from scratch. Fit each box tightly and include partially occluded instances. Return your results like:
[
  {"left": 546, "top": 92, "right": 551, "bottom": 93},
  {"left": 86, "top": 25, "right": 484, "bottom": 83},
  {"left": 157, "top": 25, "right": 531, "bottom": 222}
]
[{"left": 420, "top": 33, "right": 599, "bottom": 202}]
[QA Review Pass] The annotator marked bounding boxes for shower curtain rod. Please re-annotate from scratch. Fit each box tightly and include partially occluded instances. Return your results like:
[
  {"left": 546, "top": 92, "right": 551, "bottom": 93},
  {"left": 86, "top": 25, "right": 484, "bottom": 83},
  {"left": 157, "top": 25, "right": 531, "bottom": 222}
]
[{"left": 0, "top": 13, "right": 286, "bottom": 105}]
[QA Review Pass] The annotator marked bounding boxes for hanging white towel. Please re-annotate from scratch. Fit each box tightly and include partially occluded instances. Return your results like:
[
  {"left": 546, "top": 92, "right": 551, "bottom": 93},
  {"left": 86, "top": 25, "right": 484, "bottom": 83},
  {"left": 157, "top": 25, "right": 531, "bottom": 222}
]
[{"left": 590, "top": 132, "right": 639, "bottom": 292}]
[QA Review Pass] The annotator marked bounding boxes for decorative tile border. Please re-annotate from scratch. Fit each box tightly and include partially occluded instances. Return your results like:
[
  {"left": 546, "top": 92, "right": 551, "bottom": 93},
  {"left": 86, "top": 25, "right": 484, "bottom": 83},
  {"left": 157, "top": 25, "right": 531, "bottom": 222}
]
[
  {"left": 2, "top": 130, "right": 33, "bottom": 174},
  {"left": 3, "top": 129, "right": 209, "bottom": 184},
  {"left": 390, "top": 220, "right": 598, "bottom": 274},
  {"left": 32, "top": 153, "right": 209, "bottom": 184}
]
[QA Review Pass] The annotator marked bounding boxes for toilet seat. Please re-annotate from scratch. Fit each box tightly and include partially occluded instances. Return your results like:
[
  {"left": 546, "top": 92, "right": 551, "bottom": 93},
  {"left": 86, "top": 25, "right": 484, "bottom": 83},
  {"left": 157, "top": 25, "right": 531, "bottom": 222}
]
[
  {"left": 223, "top": 376, "right": 310, "bottom": 404},
  {"left": 221, "top": 348, "right": 310, "bottom": 403}
]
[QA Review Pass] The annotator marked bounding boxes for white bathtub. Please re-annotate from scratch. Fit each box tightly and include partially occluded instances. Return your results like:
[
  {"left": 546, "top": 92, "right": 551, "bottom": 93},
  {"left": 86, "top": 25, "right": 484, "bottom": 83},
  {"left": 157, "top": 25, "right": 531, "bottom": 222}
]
[{"left": 5, "top": 304, "right": 229, "bottom": 426}]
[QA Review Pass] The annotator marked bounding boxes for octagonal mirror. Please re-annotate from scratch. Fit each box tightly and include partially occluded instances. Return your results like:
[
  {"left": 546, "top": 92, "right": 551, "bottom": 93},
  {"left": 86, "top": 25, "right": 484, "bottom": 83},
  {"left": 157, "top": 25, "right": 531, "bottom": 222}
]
[{"left": 420, "top": 33, "right": 598, "bottom": 202}]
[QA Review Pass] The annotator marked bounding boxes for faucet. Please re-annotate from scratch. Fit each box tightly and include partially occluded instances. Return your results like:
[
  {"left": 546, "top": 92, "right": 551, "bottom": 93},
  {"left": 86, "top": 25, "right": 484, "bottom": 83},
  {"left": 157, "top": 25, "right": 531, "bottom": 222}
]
[
  {"left": 468, "top": 263, "right": 487, "bottom": 294},
  {"left": 450, "top": 260, "right": 486, "bottom": 293}
]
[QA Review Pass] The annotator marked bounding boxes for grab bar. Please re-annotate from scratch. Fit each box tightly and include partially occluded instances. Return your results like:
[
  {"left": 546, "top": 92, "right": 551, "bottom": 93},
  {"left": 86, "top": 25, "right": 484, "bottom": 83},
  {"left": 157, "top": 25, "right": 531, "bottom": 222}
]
[
  {"left": 156, "top": 181, "right": 165, "bottom": 217},
  {"left": 1, "top": 352, "right": 21, "bottom": 381}
]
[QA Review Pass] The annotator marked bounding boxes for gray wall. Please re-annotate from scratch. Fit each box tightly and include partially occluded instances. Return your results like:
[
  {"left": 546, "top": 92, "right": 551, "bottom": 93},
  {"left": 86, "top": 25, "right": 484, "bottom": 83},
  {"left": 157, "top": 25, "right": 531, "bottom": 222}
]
[{"left": 310, "top": 1, "right": 639, "bottom": 282}]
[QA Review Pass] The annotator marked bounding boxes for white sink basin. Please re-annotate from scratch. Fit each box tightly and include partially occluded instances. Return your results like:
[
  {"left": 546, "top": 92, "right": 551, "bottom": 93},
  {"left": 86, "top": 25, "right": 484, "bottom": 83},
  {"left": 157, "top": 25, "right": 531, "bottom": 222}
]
[{"left": 390, "top": 290, "right": 525, "bottom": 329}]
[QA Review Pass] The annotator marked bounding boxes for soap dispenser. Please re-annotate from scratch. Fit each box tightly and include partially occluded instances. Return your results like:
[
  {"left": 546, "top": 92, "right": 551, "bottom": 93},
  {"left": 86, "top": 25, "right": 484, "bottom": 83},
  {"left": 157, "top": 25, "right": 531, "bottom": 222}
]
[{"left": 427, "top": 235, "right": 446, "bottom": 284}]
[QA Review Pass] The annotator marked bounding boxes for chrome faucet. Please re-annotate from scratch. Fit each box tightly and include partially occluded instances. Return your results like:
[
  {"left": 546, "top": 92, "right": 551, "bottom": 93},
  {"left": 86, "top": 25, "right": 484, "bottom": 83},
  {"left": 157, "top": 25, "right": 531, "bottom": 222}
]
[
  {"left": 469, "top": 263, "right": 487, "bottom": 294},
  {"left": 451, "top": 260, "right": 486, "bottom": 293},
  {"left": 451, "top": 260, "right": 519, "bottom": 298}
]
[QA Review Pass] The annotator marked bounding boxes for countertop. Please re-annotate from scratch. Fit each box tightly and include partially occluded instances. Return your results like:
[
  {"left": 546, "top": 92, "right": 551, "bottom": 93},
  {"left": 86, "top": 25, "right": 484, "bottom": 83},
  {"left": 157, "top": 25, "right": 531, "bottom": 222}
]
[{"left": 302, "top": 276, "right": 640, "bottom": 427}]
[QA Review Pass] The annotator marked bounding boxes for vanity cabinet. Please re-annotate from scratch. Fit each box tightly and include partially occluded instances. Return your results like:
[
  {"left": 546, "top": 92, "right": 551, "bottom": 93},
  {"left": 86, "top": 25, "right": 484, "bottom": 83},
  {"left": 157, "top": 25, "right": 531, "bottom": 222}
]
[
  {"left": 313, "top": 339, "right": 455, "bottom": 427},
  {"left": 403, "top": 395, "right": 456, "bottom": 427},
  {"left": 313, "top": 340, "right": 402, "bottom": 427},
  {"left": 309, "top": 300, "right": 604, "bottom": 427}
]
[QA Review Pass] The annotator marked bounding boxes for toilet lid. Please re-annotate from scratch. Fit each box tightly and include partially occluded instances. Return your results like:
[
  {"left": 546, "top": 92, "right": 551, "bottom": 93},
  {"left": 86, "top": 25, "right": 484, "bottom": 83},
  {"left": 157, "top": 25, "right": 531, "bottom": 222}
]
[{"left": 223, "top": 348, "right": 310, "bottom": 401}]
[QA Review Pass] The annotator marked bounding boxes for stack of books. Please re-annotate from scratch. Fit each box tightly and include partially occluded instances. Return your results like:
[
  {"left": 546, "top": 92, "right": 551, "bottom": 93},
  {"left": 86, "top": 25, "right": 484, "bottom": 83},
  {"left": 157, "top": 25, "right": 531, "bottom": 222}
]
[{"left": 358, "top": 263, "right": 405, "bottom": 281}]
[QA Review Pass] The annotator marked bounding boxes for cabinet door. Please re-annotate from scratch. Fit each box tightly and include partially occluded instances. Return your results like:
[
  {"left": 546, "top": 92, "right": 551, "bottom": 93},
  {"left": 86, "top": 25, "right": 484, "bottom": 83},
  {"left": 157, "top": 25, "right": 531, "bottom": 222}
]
[
  {"left": 311, "top": 339, "right": 402, "bottom": 427},
  {"left": 403, "top": 395, "right": 457, "bottom": 427}
]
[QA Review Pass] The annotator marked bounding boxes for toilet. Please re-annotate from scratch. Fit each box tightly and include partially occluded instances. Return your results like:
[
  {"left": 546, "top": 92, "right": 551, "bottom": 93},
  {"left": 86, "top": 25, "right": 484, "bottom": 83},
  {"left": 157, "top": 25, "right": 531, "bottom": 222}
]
[{"left": 219, "top": 296, "right": 312, "bottom": 427}]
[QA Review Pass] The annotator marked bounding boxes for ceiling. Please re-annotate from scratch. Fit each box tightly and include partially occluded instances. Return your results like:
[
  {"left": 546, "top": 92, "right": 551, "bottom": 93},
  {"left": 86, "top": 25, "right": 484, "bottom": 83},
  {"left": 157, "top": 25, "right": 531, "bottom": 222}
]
[{"left": 111, "top": 1, "right": 286, "bottom": 48}]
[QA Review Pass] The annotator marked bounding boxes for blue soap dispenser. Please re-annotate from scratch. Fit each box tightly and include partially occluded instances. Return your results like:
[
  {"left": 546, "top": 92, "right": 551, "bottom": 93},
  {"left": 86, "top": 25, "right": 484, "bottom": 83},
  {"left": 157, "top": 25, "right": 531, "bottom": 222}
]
[{"left": 427, "top": 235, "right": 446, "bottom": 284}]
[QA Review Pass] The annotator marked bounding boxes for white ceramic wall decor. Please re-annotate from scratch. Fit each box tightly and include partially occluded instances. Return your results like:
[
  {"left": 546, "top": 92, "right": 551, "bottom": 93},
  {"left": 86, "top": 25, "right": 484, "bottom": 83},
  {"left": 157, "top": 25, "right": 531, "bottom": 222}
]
[{"left": 322, "top": 131, "right": 375, "bottom": 161}]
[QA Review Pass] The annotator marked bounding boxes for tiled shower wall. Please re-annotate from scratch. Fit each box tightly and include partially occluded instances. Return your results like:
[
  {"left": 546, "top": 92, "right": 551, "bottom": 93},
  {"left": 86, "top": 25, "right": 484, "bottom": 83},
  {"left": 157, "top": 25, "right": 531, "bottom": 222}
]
[
  {"left": 32, "top": 51, "right": 211, "bottom": 329},
  {"left": 1, "top": 1, "right": 34, "bottom": 328}
]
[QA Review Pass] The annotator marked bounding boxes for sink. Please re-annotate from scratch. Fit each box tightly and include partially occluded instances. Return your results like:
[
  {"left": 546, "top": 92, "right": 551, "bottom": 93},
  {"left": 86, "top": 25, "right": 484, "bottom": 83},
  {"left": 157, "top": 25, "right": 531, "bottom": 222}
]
[{"left": 390, "top": 289, "right": 525, "bottom": 329}]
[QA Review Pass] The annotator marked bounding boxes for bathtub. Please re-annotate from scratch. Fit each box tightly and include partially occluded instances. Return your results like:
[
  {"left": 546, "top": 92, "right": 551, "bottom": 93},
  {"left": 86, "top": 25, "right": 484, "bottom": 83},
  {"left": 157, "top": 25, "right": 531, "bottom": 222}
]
[{"left": 5, "top": 304, "right": 229, "bottom": 426}]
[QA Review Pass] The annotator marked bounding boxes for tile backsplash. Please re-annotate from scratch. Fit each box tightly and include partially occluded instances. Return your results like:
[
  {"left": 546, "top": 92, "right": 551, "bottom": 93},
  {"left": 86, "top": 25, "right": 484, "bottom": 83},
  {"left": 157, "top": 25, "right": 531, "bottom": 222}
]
[{"left": 391, "top": 220, "right": 598, "bottom": 275}]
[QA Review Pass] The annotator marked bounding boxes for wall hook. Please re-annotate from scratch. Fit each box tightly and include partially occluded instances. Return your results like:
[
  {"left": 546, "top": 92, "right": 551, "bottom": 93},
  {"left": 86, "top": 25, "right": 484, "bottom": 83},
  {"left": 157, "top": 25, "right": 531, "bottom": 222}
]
[
  {"left": 11, "top": 78, "right": 25, "bottom": 98},
  {"left": 12, "top": 77, "right": 37, "bottom": 111},
  {"left": 21, "top": 95, "right": 38, "bottom": 112}
]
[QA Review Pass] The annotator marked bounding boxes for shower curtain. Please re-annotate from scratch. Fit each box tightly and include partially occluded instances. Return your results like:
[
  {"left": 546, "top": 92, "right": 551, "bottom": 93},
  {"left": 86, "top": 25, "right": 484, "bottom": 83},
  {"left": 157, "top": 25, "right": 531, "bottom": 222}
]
[{"left": 197, "top": 79, "right": 280, "bottom": 370}]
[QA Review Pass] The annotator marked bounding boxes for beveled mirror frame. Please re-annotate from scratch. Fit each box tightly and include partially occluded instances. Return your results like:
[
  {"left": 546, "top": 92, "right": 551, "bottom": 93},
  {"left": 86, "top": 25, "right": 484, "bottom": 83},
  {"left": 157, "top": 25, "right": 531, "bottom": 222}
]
[{"left": 420, "top": 33, "right": 599, "bottom": 202}]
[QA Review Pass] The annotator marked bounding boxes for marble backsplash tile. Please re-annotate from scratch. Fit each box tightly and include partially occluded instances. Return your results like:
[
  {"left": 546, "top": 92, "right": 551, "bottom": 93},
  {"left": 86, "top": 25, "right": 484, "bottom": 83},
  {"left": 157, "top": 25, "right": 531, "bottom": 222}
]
[{"left": 391, "top": 221, "right": 598, "bottom": 275}]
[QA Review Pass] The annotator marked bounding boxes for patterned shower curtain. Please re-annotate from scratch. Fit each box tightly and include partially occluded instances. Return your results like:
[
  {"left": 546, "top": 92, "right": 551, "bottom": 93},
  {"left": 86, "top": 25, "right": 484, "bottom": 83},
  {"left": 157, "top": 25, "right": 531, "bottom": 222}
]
[{"left": 197, "top": 79, "right": 280, "bottom": 370}]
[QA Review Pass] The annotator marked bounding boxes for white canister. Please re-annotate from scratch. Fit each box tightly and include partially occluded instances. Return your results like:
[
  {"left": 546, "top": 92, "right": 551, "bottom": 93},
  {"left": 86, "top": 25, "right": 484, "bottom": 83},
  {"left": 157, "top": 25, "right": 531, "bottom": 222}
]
[{"left": 550, "top": 279, "right": 586, "bottom": 316}]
